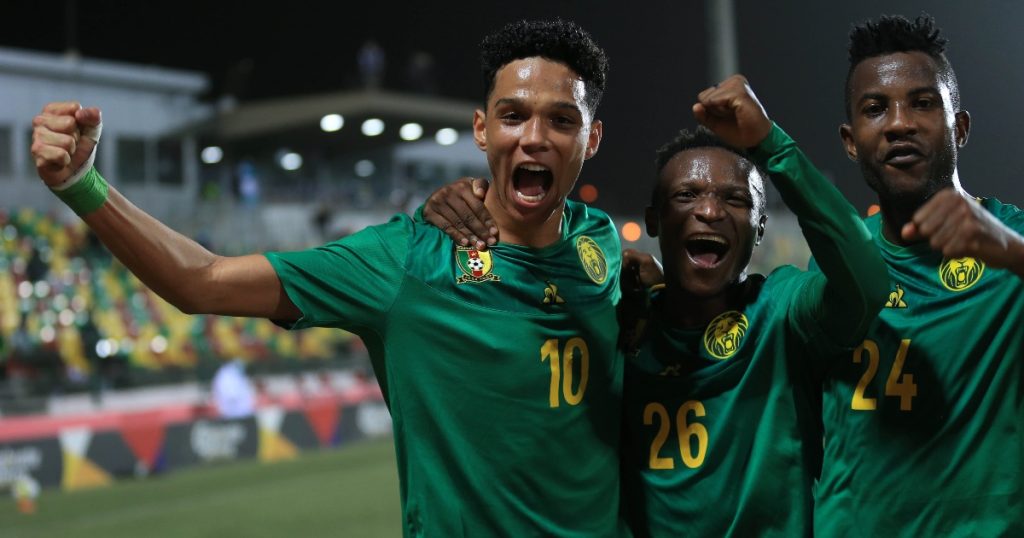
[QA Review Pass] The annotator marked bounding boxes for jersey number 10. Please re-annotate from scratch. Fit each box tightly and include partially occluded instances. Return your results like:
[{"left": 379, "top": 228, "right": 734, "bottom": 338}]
[{"left": 540, "top": 338, "right": 590, "bottom": 408}]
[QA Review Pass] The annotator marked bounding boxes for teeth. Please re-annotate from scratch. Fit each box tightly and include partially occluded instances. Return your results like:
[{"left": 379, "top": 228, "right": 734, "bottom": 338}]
[
  {"left": 519, "top": 163, "right": 550, "bottom": 172},
  {"left": 689, "top": 234, "right": 728, "bottom": 245},
  {"left": 516, "top": 190, "right": 546, "bottom": 203}
]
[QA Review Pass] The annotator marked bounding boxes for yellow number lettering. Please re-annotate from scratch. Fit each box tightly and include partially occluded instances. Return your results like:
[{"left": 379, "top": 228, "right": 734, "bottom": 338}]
[
  {"left": 541, "top": 337, "right": 591, "bottom": 408},
  {"left": 644, "top": 403, "right": 674, "bottom": 470},
  {"left": 562, "top": 337, "right": 589, "bottom": 405},
  {"left": 851, "top": 339, "right": 916, "bottom": 412},
  {"left": 540, "top": 339, "right": 561, "bottom": 408},
  {"left": 644, "top": 400, "right": 708, "bottom": 470},
  {"left": 852, "top": 341, "right": 880, "bottom": 410},
  {"left": 676, "top": 401, "right": 708, "bottom": 468},
  {"left": 884, "top": 339, "right": 917, "bottom": 411}
]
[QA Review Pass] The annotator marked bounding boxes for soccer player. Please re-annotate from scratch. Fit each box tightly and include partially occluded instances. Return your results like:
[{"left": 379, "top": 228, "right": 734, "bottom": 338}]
[
  {"left": 32, "top": 20, "right": 627, "bottom": 536},
  {"left": 425, "top": 76, "right": 889, "bottom": 536},
  {"left": 618, "top": 76, "right": 888, "bottom": 536},
  {"left": 813, "top": 14, "right": 1024, "bottom": 536}
]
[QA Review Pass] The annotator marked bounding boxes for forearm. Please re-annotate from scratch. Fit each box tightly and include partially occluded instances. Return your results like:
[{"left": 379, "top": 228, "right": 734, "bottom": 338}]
[
  {"left": 72, "top": 172, "right": 294, "bottom": 318},
  {"left": 1007, "top": 234, "right": 1024, "bottom": 279},
  {"left": 84, "top": 187, "right": 217, "bottom": 310},
  {"left": 751, "top": 124, "right": 888, "bottom": 342}
]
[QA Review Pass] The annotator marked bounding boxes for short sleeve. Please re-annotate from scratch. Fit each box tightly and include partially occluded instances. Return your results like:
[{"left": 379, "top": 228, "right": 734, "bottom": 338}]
[{"left": 264, "top": 214, "right": 412, "bottom": 331}]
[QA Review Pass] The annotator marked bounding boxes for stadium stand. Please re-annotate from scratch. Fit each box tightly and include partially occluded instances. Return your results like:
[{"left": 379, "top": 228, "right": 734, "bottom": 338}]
[{"left": 0, "top": 207, "right": 362, "bottom": 415}]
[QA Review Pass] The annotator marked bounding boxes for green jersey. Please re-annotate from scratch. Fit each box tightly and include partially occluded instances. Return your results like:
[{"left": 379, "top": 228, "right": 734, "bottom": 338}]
[
  {"left": 621, "top": 124, "right": 888, "bottom": 537},
  {"left": 267, "top": 200, "right": 625, "bottom": 537},
  {"left": 815, "top": 199, "right": 1024, "bottom": 537}
]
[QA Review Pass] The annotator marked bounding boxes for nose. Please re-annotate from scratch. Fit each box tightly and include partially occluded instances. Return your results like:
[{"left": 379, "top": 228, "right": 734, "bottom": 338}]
[
  {"left": 693, "top": 195, "right": 726, "bottom": 223},
  {"left": 520, "top": 117, "right": 550, "bottom": 152},
  {"left": 884, "top": 101, "right": 917, "bottom": 139}
]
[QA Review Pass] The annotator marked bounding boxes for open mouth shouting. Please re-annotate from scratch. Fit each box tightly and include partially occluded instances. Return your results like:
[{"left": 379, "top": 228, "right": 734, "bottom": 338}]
[
  {"left": 513, "top": 163, "right": 554, "bottom": 205},
  {"left": 685, "top": 233, "right": 730, "bottom": 269}
]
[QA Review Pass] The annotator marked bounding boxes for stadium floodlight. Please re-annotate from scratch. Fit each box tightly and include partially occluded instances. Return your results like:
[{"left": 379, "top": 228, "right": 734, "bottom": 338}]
[
  {"left": 436, "top": 128, "right": 458, "bottom": 146},
  {"left": 320, "top": 114, "right": 345, "bottom": 133},
  {"left": 399, "top": 123, "right": 423, "bottom": 141},
  {"left": 355, "top": 160, "right": 376, "bottom": 178},
  {"left": 280, "top": 152, "right": 303, "bottom": 171},
  {"left": 201, "top": 146, "right": 224, "bottom": 164},
  {"left": 362, "top": 118, "right": 385, "bottom": 137}
]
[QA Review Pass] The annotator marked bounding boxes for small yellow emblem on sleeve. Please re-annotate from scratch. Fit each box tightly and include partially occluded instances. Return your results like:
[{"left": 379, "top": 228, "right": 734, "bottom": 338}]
[{"left": 576, "top": 236, "right": 607, "bottom": 284}]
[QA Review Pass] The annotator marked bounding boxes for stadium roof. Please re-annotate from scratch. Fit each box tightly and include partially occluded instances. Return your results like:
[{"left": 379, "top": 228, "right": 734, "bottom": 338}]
[{"left": 208, "top": 89, "right": 479, "bottom": 141}]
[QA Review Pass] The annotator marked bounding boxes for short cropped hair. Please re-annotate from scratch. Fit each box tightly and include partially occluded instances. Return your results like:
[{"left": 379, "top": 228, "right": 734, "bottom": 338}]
[
  {"left": 845, "top": 14, "right": 960, "bottom": 119},
  {"left": 480, "top": 19, "right": 609, "bottom": 114},
  {"left": 651, "top": 126, "right": 767, "bottom": 219}
]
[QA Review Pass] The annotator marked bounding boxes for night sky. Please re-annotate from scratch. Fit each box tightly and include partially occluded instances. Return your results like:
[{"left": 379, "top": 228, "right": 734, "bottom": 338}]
[{"left": 4, "top": 0, "right": 1023, "bottom": 216}]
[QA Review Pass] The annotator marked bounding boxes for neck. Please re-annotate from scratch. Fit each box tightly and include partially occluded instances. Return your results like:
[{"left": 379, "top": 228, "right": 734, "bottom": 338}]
[
  {"left": 878, "top": 170, "right": 967, "bottom": 246},
  {"left": 484, "top": 191, "right": 564, "bottom": 248},
  {"left": 660, "top": 281, "right": 746, "bottom": 329}
]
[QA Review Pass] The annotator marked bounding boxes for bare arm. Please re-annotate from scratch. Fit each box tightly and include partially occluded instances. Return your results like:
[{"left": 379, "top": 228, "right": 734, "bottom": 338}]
[{"left": 32, "top": 102, "right": 300, "bottom": 320}]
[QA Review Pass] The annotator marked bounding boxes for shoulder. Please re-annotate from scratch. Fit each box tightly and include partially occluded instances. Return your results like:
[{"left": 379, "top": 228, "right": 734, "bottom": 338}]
[
  {"left": 564, "top": 200, "right": 620, "bottom": 253},
  {"left": 761, "top": 265, "right": 821, "bottom": 306},
  {"left": 981, "top": 197, "right": 1024, "bottom": 233}
]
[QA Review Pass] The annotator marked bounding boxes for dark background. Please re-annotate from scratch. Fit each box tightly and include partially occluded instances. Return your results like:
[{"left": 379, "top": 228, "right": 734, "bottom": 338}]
[{"left": 4, "top": 0, "right": 1022, "bottom": 217}]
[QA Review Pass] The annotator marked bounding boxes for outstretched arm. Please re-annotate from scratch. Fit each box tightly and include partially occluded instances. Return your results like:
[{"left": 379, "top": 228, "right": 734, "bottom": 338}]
[
  {"left": 32, "top": 102, "right": 300, "bottom": 320},
  {"left": 695, "top": 76, "right": 888, "bottom": 347}
]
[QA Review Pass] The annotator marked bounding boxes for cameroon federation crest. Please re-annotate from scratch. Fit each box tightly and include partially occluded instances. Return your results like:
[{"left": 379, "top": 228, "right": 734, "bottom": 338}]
[
  {"left": 703, "top": 310, "right": 749, "bottom": 360},
  {"left": 939, "top": 257, "right": 984, "bottom": 292},
  {"left": 455, "top": 247, "right": 501, "bottom": 284},
  {"left": 576, "top": 236, "right": 608, "bottom": 284}
]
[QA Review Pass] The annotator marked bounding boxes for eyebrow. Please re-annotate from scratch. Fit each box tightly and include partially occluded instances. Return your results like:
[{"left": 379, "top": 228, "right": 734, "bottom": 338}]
[
  {"left": 857, "top": 86, "right": 942, "bottom": 104},
  {"left": 491, "top": 97, "right": 583, "bottom": 115}
]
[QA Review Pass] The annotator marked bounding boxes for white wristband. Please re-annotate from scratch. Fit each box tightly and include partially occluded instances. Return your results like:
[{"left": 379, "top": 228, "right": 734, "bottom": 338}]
[{"left": 51, "top": 121, "right": 103, "bottom": 192}]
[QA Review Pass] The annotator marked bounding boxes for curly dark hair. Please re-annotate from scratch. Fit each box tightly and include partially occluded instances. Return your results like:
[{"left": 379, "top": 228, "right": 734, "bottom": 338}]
[
  {"left": 651, "top": 126, "right": 766, "bottom": 218},
  {"left": 845, "top": 14, "right": 960, "bottom": 119},
  {"left": 480, "top": 19, "right": 609, "bottom": 115}
]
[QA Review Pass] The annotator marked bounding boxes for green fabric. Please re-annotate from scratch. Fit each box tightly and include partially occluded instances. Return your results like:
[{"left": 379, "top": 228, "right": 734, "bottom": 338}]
[
  {"left": 52, "top": 167, "right": 109, "bottom": 216},
  {"left": 815, "top": 198, "right": 1024, "bottom": 537},
  {"left": 751, "top": 124, "right": 888, "bottom": 349},
  {"left": 622, "top": 124, "right": 887, "bottom": 537},
  {"left": 267, "top": 200, "right": 627, "bottom": 537}
]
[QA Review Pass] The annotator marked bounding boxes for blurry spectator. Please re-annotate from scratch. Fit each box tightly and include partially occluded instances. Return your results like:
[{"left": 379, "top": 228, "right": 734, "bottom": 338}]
[
  {"left": 357, "top": 40, "right": 386, "bottom": 90},
  {"left": 26, "top": 246, "right": 48, "bottom": 282},
  {"left": 235, "top": 161, "right": 261, "bottom": 206},
  {"left": 212, "top": 358, "right": 255, "bottom": 419},
  {"left": 312, "top": 203, "right": 333, "bottom": 241}
]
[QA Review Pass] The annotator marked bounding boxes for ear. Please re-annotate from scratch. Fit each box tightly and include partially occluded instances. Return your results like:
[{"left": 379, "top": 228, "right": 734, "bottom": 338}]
[
  {"left": 473, "top": 109, "right": 487, "bottom": 152},
  {"left": 754, "top": 213, "right": 767, "bottom": 246},
  {"left": 584, "top": 119, "right": 603, "bottom": 160},
  {"left": 954, "top": 110, "right": 971, "bottom": 147},
  {"left": 644, "top": 206, "right": 659, "bottom": 238},
  {"left": 839, "top": 123, "right": 858, "bottom": 162}
]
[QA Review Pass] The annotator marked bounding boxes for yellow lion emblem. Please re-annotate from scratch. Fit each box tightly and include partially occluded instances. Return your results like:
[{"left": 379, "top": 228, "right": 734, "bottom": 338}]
[
  {"left": 576, "top": 236, "right": 608, "bottom": 284},
  {"left": 939, "top": 257, "right": 984, "bottom": 291},
  {"left": 703, "top": 311, "right": 749, "bottom": 360}
]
